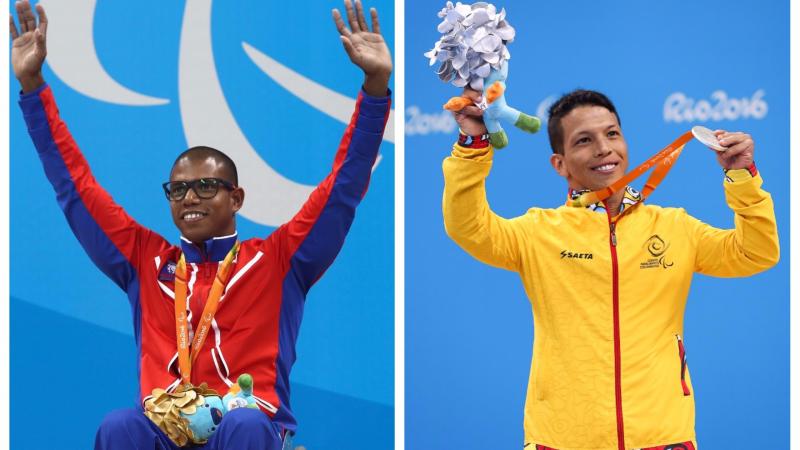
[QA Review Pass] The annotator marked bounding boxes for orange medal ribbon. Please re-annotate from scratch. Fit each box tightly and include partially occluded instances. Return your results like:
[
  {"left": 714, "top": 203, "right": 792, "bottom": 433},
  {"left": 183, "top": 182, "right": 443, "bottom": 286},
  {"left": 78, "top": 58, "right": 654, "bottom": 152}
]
[
  {"left": 173, "top": 241, "right": 239, "bottom": 386},
  {"left": 568, "top": 131, "right": 695, "bottom": 209}
]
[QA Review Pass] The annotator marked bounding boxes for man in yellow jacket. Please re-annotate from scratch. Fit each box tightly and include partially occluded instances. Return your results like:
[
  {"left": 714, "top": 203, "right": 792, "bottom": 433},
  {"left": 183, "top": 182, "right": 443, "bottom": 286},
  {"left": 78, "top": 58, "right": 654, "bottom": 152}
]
[{"left": 442, "top": 89, "right": 779, "bottom": 450}]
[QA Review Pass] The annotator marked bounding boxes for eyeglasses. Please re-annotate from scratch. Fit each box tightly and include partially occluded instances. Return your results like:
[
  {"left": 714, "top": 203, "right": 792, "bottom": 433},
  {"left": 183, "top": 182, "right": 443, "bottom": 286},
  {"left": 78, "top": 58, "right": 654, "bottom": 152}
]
[{"left": 162, "top": 178, "right": 236, "bottom": 201}]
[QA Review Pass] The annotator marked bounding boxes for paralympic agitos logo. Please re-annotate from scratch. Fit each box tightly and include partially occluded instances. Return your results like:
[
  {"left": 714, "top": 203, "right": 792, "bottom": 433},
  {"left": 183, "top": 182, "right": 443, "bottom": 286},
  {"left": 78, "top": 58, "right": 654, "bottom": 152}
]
[{"left": 640, "top": 235, "right": 674, "bottom": 269}]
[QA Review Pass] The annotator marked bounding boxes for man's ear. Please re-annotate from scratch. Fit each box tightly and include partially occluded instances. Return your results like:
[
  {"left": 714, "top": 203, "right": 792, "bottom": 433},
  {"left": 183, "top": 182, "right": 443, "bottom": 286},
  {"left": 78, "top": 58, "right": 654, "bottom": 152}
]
[
  {"left": 230, "top": 187, "right": 245, "bottom": 213},
  {"left": 550, "top": 153, "right": 568, "bottom": 178}
]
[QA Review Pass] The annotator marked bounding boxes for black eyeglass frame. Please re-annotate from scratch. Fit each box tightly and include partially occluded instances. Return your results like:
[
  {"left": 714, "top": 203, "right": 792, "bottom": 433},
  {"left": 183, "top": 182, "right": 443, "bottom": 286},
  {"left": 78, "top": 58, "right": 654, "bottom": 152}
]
[{"left": 161, "top": 177, "right": 237, "bottom": 201}]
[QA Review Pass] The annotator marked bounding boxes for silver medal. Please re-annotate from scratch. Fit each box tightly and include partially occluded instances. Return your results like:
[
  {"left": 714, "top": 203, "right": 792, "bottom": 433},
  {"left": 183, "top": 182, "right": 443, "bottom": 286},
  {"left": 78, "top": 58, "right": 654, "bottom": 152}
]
[{"left": 691, "top": 125, "right": 725, "bottom": 152}]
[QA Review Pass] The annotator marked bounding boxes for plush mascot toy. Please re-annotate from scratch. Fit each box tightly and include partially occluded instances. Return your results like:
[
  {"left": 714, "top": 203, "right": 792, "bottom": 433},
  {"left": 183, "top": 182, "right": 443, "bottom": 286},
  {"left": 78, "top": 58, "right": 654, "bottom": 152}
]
[
  {"left": 425, "top": 1, "right": 540, "bottom": 148},
  {"left": 144, "top": 374, "right": 260, "bottom": 447}
]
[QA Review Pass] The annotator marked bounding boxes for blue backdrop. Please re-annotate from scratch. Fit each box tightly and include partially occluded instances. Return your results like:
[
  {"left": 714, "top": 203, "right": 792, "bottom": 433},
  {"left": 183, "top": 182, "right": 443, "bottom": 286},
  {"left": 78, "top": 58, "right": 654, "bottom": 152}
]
[
  {"left": 9, "top": 1, "right": 394, "bottom": 449},
  {"left": 406, "top": 1, "right": 788, "bottom": 449}
]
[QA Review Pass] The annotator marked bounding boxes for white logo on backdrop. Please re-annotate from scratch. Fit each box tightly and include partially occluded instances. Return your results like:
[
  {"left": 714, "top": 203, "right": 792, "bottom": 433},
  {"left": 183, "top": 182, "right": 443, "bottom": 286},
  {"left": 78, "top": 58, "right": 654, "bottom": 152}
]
[
  {"left": 405, "top": 106, "right": 456, "bottom": 135},
  {"left": 39, "top": 0, "right": 169, "bottom": 105},
  {"left": 663, "top": 90, "right": 768, "bottom": 123},
  {"left": 536, "top": 95, "right": 557, "bottom": 125},
  {"left": 40, "top": 0, "right": 394, "bottom": 227},
  {"left": 406, "top": 94, "right": 557, "bottom": 136}
]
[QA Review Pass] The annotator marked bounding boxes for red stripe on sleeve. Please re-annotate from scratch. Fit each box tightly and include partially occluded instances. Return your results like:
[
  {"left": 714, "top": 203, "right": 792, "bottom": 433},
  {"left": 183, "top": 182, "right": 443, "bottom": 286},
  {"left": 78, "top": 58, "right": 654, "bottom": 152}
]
[{"left": 38, "top": 87, "right": 169, "bottom": 272}]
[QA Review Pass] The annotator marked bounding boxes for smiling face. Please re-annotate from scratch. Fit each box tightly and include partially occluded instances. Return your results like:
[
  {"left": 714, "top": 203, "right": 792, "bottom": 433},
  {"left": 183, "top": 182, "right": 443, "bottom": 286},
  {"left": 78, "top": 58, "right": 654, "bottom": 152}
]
[
  {"left": 168, "top": 155, "right": 244, "bottom": 244},
  {"left": 549, "top": 105, "right": 629, "bottom": 191}
]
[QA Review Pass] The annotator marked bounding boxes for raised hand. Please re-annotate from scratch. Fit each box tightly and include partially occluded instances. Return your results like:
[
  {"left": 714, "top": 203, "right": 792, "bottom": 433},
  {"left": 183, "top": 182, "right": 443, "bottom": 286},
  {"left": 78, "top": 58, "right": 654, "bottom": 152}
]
[
  {"left": 713, "top": 130, "right": 755, "bottom": 170},
  {"left": 332, "top": 0, "right": 392, "bottom": 97},
  {"left": 10, "top": 0, "right": 47, "bottom": 92},
  {"left": 452, "top": 88, "right": 488, "bottom": 136}
]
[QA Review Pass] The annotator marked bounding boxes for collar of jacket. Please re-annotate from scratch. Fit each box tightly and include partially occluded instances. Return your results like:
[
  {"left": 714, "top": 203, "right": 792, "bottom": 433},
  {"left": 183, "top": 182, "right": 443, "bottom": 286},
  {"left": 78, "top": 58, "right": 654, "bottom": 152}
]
[
  {"left": 179, "top": 232, "right": 238, "bottom": 263},
  {"left": 567, "top": 186, "right": 643, "bottom": 214}
]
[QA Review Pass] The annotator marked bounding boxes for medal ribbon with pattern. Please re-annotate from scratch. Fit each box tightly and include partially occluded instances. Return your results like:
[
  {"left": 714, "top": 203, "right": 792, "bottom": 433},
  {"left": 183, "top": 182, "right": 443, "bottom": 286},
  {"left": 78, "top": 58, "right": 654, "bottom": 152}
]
[
  {"left": 173, "top": 241, "right": 240, "bottom": 386},
  {"left": 567, "top": 131, "right": 695, "bottom": 209}
]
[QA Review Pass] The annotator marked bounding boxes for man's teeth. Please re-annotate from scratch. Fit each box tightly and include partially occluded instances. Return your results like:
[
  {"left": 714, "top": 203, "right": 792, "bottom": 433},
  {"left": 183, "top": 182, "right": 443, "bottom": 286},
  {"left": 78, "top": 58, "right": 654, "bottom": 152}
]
[
  {"left": 183, "top": 212, "right": 205, "bottom": 220},
  {"left": 594, "top": 163, "right": 617, "bottom": 171}
]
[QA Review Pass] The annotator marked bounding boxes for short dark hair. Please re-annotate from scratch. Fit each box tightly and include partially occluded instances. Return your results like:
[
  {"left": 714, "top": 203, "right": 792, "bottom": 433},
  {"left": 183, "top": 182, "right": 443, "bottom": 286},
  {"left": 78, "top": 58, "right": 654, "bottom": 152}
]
[
  {"left": 171, "top": 146, "right": 239, "bottom": 185},
  {"left": 547, "top": 89, "right": 621, "bottom": 155}
]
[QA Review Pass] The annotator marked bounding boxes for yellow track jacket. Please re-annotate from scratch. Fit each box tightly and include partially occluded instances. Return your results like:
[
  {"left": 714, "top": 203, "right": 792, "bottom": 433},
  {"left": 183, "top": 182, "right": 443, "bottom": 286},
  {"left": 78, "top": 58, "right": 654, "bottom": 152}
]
[{"left": 442, "top": 144, "right": 779, "bottom": 450}]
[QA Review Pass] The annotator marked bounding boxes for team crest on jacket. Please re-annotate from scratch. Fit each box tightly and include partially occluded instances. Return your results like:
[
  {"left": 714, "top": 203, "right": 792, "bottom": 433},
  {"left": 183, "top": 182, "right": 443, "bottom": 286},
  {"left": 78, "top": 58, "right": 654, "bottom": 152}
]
[
  {"left": 159, "top": 261, "right": 177, "bottom": 281},
  {"left": 640, "top": 235, "right": 674, "bottom": 269}
]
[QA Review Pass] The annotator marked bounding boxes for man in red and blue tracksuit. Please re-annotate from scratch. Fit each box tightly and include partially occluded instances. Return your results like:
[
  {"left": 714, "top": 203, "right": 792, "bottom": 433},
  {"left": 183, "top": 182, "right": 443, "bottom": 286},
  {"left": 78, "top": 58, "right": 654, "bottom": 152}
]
[{"left": 11, "top": 1, "right": 392, "bottom": 448}]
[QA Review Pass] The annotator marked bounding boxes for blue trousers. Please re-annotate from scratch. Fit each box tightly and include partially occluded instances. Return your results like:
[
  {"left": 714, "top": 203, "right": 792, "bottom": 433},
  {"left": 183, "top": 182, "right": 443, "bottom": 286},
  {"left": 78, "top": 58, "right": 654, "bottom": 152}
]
[{"left": 94, "top": 407, "right": 284, "bottom": 450}]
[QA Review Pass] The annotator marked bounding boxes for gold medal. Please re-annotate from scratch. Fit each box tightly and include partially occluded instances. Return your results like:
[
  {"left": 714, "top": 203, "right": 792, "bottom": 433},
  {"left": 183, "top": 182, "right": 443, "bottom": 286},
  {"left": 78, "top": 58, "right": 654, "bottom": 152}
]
[{"left": 144, "top": 383, "right": 221, "bottom": 446}]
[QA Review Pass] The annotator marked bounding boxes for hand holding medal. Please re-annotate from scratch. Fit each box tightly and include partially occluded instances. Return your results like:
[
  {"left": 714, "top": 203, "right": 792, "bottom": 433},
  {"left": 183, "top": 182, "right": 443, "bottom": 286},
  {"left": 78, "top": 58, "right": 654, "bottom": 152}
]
[{"left": 701, "top": 127, "right": 756, "bottom": 171}]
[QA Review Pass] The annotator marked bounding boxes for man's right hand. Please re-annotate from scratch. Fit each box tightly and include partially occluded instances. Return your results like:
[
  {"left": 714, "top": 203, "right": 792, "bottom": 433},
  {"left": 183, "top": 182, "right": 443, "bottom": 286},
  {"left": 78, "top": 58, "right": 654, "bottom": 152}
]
[
  {"left": 10, "top": 0, "right": 47, "bottom": 93},
  {"left": 452, "top": 88, "right": 488, "bottom": 137}
]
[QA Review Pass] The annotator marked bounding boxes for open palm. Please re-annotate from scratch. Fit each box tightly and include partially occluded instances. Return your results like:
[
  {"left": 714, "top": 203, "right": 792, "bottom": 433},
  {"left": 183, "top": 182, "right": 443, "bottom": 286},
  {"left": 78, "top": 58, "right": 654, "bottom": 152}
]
[
  {"left": 345, "top": 27, "right": 392, "bottom": 76},
  {"left": 332, "top": 0, "right": 392, "bottom": 78},
  {"left": 10, "top": 1, "right": 47, "bottom": 81}
]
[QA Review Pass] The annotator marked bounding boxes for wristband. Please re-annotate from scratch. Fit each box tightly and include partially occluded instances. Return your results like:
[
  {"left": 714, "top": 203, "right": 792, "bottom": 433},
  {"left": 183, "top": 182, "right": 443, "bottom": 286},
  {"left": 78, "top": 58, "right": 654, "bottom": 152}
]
[{"left": 457, "top": 131, "right": 491, "bottom": 149}]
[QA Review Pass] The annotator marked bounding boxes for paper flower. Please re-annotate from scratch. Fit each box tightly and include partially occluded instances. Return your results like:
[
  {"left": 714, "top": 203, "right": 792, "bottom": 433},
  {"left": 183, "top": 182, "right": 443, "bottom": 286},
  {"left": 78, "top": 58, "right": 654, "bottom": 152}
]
[{"left": 424, "top": 2, "right": 515, "bottom": 90}]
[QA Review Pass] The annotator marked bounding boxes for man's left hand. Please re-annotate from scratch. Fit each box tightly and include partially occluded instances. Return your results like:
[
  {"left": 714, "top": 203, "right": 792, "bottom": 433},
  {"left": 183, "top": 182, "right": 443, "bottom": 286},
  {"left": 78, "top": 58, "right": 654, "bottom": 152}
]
[
  {"left": 333, "top": 0, "right": 392, "bottom": 97},
  {"left": 713, "top": 130, "right": 755, "bottom": 170}
]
